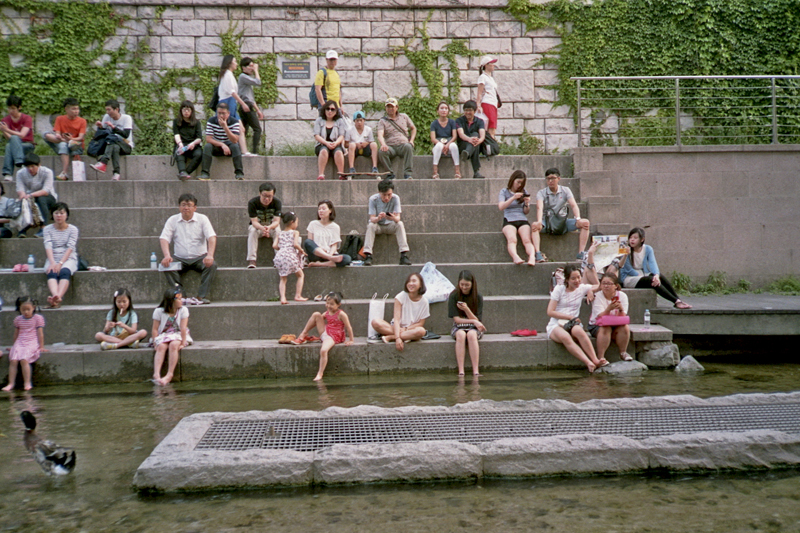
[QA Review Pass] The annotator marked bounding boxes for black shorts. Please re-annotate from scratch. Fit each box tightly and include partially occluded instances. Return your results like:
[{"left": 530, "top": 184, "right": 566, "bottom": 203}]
[
  {"left": 502, "top": 219, "right": 530, "bottom": 230},
  {"left": 353, "top": 145, "right": 372, "bottom": 158},
  {"left": 315, "top": 144, "right": 344, "bottom": 156}
]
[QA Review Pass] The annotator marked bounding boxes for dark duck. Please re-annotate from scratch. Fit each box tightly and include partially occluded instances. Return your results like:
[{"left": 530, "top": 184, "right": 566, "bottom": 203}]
[{"left": 20, "top": 411, "right": 76, "bottom": 475}]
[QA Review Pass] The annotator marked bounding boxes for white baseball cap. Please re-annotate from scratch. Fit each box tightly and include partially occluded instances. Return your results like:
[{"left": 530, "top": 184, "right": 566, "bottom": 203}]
[
  {"left": 326, "top": 50, "right": 339, "bottom": 59},
  {"left": 479, "top": 55, "right": 498, "bottom": 67}
]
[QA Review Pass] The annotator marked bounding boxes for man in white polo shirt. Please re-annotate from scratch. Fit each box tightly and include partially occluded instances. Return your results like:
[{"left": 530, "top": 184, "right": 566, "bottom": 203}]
[{"left": 159, "top": 193, "right": 217, "bottom": 304}]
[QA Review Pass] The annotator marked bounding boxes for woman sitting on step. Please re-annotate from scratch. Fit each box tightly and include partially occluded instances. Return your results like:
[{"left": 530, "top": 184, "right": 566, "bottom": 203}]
[
  {"left": 448, "top": 270, "right": 485, "bottom": 376},
  {"left": 313, "top": 100, "right": 347, "bottom": 180},
  {"left": 610, "top": 227, "right": 692, "bottom": 309},
  {"left": 371, "top": 272, "right": 430, "bottom": 351},
  {"left": 546, "top": 263, "right": 606, "bottom": 373},
  {"left": 587, "top": 272, "right": 633, "bottom": 362},
  {"left": 303, "top": 200, "right": 351, "bottom": 267},
  {"left": 498, "top": 170, "right": 536, "bottom": 265}
]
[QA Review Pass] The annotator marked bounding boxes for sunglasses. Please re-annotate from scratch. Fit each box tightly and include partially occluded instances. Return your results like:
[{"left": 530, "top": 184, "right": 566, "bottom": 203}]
[{"left": 326, "top": 107, "right": 337, "bottom": 111}]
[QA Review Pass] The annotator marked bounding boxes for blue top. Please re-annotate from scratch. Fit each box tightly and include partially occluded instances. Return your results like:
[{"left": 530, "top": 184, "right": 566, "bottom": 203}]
[
  {"left": 430, "top": 118, "right": 457, "bottom": 140},
  {"left": 619, "top": 244, "right": 659, "bottom": 282}
]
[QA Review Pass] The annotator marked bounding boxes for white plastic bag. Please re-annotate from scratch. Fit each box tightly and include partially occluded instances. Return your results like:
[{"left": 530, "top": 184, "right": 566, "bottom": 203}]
[
  {"left": 368, "top": 293, "right": 388, "bottom": 337},
  {"left": 420, "top": 262, "right": 455, "bottom": 303},
  {"left": 72, "top": 160, "right": 86, "bottom": 182},
  {"left": 9, "top": 198, "right": 33, "bottom": 232}
]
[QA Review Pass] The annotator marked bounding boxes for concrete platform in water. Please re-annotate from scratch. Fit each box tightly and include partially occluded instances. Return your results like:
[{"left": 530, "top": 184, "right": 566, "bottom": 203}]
[{"left": 133, "top": 391, "right": 800, "bottom": 492}]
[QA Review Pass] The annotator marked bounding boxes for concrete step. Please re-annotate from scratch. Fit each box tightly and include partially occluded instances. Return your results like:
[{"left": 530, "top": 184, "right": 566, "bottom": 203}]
[
  {"left": 1, "top": 232, "right": 585, "bottom": 269},
  {"left": 585, "top": 196, "right": 621, "bottom": 224},
  {"left": 573, "top": 170, "right": 616, "bottom": 197},
  {"left": 0, "top": 292, "right": 657, "bottom": 345},
  {"left": 50, "top": 177, "right": 583, "bottom": 209},
  {"left": 26, "top": 334, "right": 637, "bottom": 385},
  {"left": 591, "top": 223, "right": 631, "bottom": 237},
  {"left": 34, "top": 154, "right": 574, "bottom": 183},
  {"left": 37, "top": 203, "right": 585, "bottom": 239},
  {"left": 0, "top": 262, "right": 572, "bottom": 305}
]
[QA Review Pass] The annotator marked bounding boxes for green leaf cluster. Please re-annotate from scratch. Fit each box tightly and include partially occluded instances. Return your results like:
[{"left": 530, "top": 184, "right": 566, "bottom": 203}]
[{"left": 505, "top": 0, "right": 800, "bottom": 145}]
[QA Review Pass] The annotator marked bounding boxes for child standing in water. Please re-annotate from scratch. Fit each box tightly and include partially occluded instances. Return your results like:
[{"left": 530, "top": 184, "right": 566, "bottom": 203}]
[
  {"left": 2, "top": 296, "right": 44, "bottom": 391},
  {"left": 151, "top": 287, "right": 191, "bottom": 386},
  {"left": 292, "top": 292, "right": 354, "bottom": 381},
  {"left": 272, "top": 212, "right": 307, "bottom": 304},
  {"left": 94, "top": 288, "right": 148, "bottom": 350}
]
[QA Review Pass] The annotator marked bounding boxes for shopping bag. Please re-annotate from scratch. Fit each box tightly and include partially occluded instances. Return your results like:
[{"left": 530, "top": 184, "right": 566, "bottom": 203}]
[
  {"left": 72, "top": 160, "right": 86, "bottom": 182},
  {"left": 419, "top": 262, "right": 455, "bottom": 304},
  {"left": 9, "top": 198, "right": 33, "bottom": 232},
  {"left": 368, "top": 293, "right": 388, "bottom": 337}
]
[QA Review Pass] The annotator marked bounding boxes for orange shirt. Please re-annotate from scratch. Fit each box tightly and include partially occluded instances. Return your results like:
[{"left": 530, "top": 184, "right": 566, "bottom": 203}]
[{"left": 53, "top": 115, "right": 87, "bottom": 147}]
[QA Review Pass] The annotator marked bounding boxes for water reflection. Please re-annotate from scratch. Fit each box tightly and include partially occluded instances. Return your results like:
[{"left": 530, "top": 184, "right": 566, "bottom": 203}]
[{"left": 453, "top": 375, "right": 481, "bottom": 404}]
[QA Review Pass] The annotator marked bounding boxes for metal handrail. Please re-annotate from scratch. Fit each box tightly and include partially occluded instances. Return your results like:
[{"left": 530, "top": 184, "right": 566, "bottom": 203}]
[{"left": 572, "top": 75, "right": 800, "bottom": 146}]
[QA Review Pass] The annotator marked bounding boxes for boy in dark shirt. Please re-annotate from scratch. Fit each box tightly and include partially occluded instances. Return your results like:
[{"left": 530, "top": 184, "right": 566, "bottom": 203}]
[
  {"left": 455, "top": 100, "right": 487, "bottom": 179},
  {"left": 246, "top": 181, "right": 282, "bottom": 268}
]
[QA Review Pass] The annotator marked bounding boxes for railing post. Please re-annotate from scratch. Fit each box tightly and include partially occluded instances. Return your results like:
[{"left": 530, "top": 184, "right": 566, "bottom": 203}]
[
  {"left": 576, "top": 79, "right": 583, "bottom": 147},
  {"left": 675, "top": 78, "right": 681, "bottom": 146},
  {"left": 771, "top": 77, "right": 778, "bottom": 144}
]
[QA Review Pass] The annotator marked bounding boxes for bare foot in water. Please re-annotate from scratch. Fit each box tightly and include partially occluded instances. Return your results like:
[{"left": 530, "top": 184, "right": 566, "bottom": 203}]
[
  {"left": 313, "top": 374, "right": 323, "bottom": 382},
  {"left": 159, "top": 373, "right": 174, "bottom": 386},
  {"left": 23, "top": 383, "right": 33, "bottom": 391},
  {"left": 2, "top": 384, "right": 13, "bottom": 391},
  {"left": 587, "top": 362, "right": 597, "bottom": 373}
]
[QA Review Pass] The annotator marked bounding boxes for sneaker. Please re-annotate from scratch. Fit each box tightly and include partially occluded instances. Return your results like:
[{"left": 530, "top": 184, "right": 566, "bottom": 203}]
[
  {"left": 242, "top": 152, "right": 257, "bottom": 157},
  {"left": 349, "top": 167, "right": 356, "bottom": 176},
  {"left": 200, "top": 298, "right": 211, "bottom": 305},
  {"left": 90, "top": 162, "right": 107, "bottom": 173},
  {"left": 577, "top": 251, "right": 588, "bottom": 261},
  {"left": 367, "top": 333, "right": 382, "bottom": 344},
  {"left": 2, "top": 174, "right": 12, "bottom": 182},
  {"left": 100, "top": 341, "right": 117, "bottom": 351},
  {"left": 371, "top": 167, "right": 379, "bottom": 174},
  {"left": 461, "top": 149, "right": 469, "bottom": 163},
  {"left": 535, "top": 251, "right": 545, "bottom": 262},
  {"left": 247, "top": 260, "right": 256, "bottom": 269},
  {"left": 111, "top": 173, "right": 121, "bottom": 181},
  {"left": 386, "top": 173, "right": 395, "bottom": 180},
  {"left": 130, "top": 339, "right": 140, "bottom": 349},
  {"left": 363, "top": 254, "right": 373, "bottom": 266},
  {"left": 399, "top": 253, "right": 411, "bottom": 266},
  {"left": 55, "top": 172, "right": 69, "bottom": 181},
  {"left": 403, "top": 174, "right": 413, "bottom": 180},
  {"left": 178, "top": 171, "right": 190, "bottom": 181},
  {"left": 235, "top": 173, "right": 244, "bottom": 180},
  {"left": 34, "top": 229, "right": 44, "bottom": 238},
  {"left": 473, "top": 171, "right": 485, "bottom": 179},
  {"left": 197, "top": 174, "right": 211, "bottom": 181}
]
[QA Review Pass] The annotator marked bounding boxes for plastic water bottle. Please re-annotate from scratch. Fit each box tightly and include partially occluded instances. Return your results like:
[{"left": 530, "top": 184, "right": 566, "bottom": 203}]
[
  {"left": 27, "top": 254, "right": 35, "bottom": 271},
  {"left": 150, "top": 252, "right": 158, "bottom": 270},
  {"left": 644, "top": 309, "right": 651, "bottom": 327}
]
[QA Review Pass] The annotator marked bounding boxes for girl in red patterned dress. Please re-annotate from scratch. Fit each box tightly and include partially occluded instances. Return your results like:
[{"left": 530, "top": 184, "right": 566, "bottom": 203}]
[
  {"left": 2, "top": 296, "right": 44, "bottom": 391},
  {"left": 293, "top": 291, "right": 354, "bottom": 381}
]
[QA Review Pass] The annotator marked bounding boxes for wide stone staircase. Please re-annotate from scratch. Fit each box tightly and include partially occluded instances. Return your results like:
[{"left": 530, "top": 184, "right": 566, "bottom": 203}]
[{"left": 0, "top": 154, "right": 661, "bottom": 384}]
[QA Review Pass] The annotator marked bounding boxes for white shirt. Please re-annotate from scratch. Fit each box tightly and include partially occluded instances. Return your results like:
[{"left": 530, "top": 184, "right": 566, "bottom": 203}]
[
  {"left": 152, "top": 306, "right": 189, "bottom": 334},
  {"left": 395, "top": 291, "right": 430, "bottom": 328},
  {"left": 159, "top": 213, "right": 216, "bottom": 260},
  {"left": 546, "top": 283, "right": 593, "bottom": 337},
  {"left": 346, "top": 125, "right": 374, "bottom": 144},
  {"left": 219, "top": 70, "right": 238, "bottom": 100},
  {"left": 477, "top": 73, "right": 498, "bottom": 107},
  {"left": 101, "top": 113, "right": 134, "bottom": 149},
  {"left": 589, "top": 290, "right": 629, "bottom": 326},
  {"left": 306, "top": 220, "right": 341, "bottom": 252}
]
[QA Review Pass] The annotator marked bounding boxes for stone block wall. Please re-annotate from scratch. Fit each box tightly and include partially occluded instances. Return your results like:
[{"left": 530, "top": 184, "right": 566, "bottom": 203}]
[{"left": 0, "top": 0, "right": 576, "bottom": 152}]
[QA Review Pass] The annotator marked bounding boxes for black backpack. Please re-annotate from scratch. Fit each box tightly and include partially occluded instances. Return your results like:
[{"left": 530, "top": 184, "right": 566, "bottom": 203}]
[
  {"left": 208, "top": 85, "right": 220, "bottom": 111},
  {"left": 308, "top": 68, "right": 327, "bottom": 108},
  {"left": 341, "top": 233, "right": 364, "bottom": 260}
]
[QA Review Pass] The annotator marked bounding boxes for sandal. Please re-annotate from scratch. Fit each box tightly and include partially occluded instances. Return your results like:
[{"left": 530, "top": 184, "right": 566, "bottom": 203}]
[
  {"left": 431, "top": 173, "right": 440, "bottom": 180},
  {"left": 278, "top": 334, "right": 297, "bottom": 344},
  {"left": 674, "top": 300, "right": 693, "bottom": 309},
  {"left": 290, "top": 336, "right": 309, "bottom": 345},
  {"left": 454, "top": 172, "right": 462, "bottom": 179},
  {"left": 55, "top": 172, "right": 69, "bottom": 181},
  {"left": 317, "top": 175, "right": 325, "bottom": 181}
]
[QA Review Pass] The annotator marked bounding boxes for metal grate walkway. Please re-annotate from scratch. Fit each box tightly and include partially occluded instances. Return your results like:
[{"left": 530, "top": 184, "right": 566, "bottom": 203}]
[{"left": 195, "top": 403, "right": 800, "bottom": 453}]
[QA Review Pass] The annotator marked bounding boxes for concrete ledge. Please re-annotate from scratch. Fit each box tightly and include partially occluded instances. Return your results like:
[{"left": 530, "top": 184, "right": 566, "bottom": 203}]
[
  {"left": 653, "top": 309, "right": 800, "bottom": 336},
  {"left": 133, "top": 392, "right": 800, "bottom": 492}
]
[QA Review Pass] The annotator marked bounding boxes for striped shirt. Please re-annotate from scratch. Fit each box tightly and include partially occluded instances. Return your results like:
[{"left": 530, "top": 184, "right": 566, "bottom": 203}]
[
  {"left": 43, "top": 224, "right": 78, "bottom": 257},
  {"left": 205, "top": 115, "right": 240, "bottom": 143}
]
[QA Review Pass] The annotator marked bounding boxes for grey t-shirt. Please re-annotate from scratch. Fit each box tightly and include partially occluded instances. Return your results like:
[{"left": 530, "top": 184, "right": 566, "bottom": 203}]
[
  {"left": 368, "top": 193, "right": 402, "bottom": 225},
  {"left": 16, "top": 166, "right": 57, "bottom": 199},
  {"left": 499, "top": 187, "right": 529, "bottom": 222},
  {"left": 238, "top": 73, "right": 261, "bottom": 105},
  {"left": 536, "top": 185, "right": 574, "bottom": 217}
]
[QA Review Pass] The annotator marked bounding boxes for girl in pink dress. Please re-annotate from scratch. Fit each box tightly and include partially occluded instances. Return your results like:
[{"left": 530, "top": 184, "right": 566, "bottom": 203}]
[
  {"left": 3, "top": 296, "right": 45, "bottom": 391},
  {"left": 292, "top": 292, "right": 354, "bottom": 381}
]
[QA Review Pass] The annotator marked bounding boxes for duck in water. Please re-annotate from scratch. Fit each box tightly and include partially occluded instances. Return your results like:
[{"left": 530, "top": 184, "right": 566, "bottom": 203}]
[{"left": 20, "top": 411, "right": 76, "bottom": 475}]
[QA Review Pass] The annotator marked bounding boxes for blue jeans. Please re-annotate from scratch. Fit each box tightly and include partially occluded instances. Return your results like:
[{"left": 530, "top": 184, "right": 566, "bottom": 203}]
[{"left": 3, "top": 136, "right": 35, "bottom": 176}]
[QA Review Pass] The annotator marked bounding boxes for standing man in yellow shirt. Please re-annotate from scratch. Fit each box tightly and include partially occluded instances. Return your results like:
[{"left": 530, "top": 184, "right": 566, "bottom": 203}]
[{"left": 314, "top": 50, "right": 342, "bottom": 109}]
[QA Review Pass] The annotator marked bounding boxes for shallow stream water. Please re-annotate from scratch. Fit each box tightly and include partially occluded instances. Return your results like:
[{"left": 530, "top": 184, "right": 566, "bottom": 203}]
[{"left": 1, "top": 363, "right": 800, "bottom": 532}]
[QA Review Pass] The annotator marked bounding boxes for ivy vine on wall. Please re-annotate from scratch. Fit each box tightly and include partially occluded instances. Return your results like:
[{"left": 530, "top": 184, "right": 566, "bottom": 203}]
[{"left": 505, "top": 0, "right": 800, "bottom": 145}]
